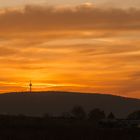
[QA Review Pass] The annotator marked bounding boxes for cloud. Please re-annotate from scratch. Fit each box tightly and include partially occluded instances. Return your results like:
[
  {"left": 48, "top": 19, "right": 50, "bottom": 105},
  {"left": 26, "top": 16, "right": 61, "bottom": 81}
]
[
  {"left": 0, "top": 5, "right": 140, "bottom": 34},
  {"left": 100, "top": 0, "right": 140, "bottom": 8},
  {"left": 0, "top": 4, "right": 140, "bottom": 98}
]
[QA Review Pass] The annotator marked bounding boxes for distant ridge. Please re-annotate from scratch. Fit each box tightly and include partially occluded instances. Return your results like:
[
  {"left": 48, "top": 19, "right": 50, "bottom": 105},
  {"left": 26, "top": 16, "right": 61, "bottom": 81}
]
[
  {"left": 0, "top": 91, "right": 140, "bottom": 118},
  {"left": 3, "top": 91, "right": 139, "bottom": 100}
]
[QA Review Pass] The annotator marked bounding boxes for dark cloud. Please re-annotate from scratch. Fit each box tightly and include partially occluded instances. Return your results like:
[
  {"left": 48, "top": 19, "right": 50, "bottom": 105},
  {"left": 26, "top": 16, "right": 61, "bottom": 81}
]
[{"left": 0, "top": 5, "right": 140, "bottom": 32}]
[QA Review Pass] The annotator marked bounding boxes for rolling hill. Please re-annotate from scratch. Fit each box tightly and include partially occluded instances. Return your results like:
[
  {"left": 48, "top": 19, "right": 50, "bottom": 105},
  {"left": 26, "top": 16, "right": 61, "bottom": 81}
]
[{"left": 0, "top": 91, "right": 139, "bottom": 118}]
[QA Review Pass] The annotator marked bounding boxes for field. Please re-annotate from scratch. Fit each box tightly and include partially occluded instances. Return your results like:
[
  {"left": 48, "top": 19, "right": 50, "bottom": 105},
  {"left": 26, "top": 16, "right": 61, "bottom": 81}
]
[{"left": 0, "top": 115, "right": 139, "bottom": 140}]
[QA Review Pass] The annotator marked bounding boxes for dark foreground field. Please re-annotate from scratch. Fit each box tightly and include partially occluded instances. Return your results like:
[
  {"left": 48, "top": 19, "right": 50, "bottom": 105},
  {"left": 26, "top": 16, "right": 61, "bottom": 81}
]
[
  {"left": 1, "top": 127, "right": 140, "bottom": 140},
  {"left": 0, "top": 115, "right": 139, "bottom": 140}
]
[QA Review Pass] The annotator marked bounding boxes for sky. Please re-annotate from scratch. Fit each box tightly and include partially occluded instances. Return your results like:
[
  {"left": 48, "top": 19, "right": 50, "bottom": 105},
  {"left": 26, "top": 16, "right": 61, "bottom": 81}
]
[
  {"left": 1, "top": 0, "right": 140, "bottom": 8},
  {"left": 0, "top": 0, "right": 140, "bottom": 98}
]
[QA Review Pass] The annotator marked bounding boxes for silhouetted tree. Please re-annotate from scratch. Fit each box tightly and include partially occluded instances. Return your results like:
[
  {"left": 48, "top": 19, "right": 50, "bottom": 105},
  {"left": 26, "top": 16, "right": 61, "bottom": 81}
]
[
  {"left": 61, "top": 112, "right": 71, "bottom": 119},
  {"left": 88, "top": 108, "right": 105, "bottom": 121},
  {"left": 71, "top": 106, "right": 86, "bottom": 120},
  {"left": 43, "top": 113, "right": 51, "bottom": 119},
  {"left": 107, "top": 112, "right": 115, "bottom": 119},
  {"left": 127, "top": 110, "right": 140, "bottom": 120}
]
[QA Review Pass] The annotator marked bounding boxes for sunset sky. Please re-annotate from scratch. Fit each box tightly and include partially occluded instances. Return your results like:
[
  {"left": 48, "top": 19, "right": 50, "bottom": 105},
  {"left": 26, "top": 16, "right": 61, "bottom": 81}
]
[{"left": 0, "top": 0, "right": 140, "bottom": 98}]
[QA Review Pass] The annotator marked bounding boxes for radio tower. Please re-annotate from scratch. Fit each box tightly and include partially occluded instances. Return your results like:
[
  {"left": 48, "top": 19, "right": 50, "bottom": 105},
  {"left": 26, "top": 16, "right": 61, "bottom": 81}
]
[{"left": 29, "top": 81, "right": 32, "bottom": 93}]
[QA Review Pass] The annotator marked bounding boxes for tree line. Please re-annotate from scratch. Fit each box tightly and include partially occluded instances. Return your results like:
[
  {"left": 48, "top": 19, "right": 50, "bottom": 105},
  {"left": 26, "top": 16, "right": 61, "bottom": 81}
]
[{"left": 44, "top": 105, "right": 140, "bottom": 120}]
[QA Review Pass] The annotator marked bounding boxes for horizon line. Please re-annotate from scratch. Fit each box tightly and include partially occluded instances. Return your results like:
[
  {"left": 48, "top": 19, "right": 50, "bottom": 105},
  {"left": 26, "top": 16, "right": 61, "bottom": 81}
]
[{"left": 1, "top": 90, "right": 140, "bottom": 100}]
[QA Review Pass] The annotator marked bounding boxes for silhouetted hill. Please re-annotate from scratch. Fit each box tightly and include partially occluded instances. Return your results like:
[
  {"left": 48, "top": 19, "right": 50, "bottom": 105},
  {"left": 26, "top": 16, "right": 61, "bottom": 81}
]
[{"left": 0, "top": 91, "right": 140, "bottom": 118}]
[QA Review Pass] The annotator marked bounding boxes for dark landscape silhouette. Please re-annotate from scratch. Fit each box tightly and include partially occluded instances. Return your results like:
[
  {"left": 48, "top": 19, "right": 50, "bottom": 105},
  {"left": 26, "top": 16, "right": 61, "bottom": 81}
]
[
  {"left": 0, "top": 91, "right": 139, "bottom": 118},
  {"left": 0, "top": 91, "right": 139, "bottom": 140}
]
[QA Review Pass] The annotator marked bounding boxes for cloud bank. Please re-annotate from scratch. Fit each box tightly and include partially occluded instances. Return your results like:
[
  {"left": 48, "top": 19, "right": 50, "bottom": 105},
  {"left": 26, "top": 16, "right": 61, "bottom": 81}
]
[{"left": 0, "top": 5, "right": 140, "bottom": 33}]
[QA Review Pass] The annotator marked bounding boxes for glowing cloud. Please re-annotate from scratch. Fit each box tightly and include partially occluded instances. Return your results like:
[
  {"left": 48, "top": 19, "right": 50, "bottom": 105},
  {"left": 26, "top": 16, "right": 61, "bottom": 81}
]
[{"left": 0, "top": 5, "right": 140, "bottom": 98}]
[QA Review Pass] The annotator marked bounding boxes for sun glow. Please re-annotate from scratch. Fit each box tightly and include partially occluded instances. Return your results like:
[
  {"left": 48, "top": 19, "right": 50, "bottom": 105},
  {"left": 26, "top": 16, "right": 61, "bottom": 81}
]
[{"left": 0, "top": 4, "right": 139, "bottom": 98}]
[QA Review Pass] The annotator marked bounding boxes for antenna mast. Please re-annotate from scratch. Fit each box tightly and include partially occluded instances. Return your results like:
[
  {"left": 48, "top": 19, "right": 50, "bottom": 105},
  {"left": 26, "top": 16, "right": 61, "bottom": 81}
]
[{"left": 29, "top": 81, "right": 32, "bottom": 93}]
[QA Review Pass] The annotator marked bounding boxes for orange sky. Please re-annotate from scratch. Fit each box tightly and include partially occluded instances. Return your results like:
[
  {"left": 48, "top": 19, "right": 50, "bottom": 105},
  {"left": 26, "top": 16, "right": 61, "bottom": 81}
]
[{"left": 0, "top": 4, "right": 140, "bottom": 98}]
